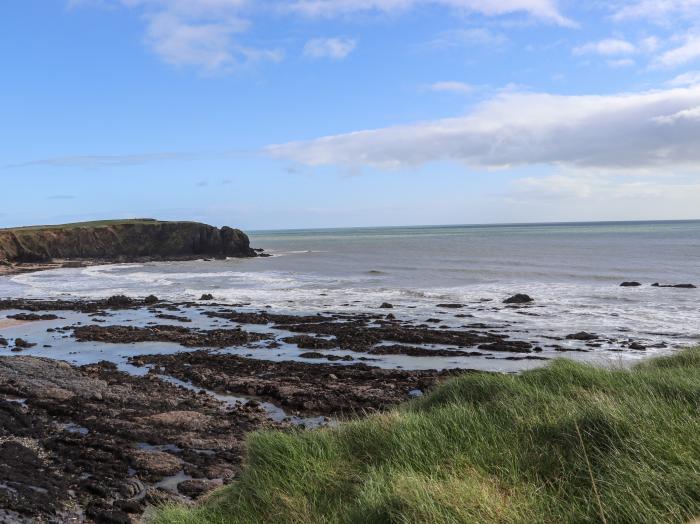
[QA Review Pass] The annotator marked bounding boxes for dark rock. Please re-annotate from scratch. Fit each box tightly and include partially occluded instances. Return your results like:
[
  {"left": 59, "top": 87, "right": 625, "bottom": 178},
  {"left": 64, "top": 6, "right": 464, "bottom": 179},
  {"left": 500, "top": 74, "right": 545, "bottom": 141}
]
[
  {"left": 503, "top": 294, "right": 534, "bottom": 304},
  {"left": 629, "top": 342, "right": 646, "bottom": 350},
  {"left": 106, "top": 295, "right": 134, "bottom": 308},
  {"left": 0, "top": 337, "right": 7, "bottom": 346},
  {"left": 73, "top": 324, "right": 269, "bottom": 348},
  {"left": 298, "top": 352, "right": 325, "bottom": 359},
  {"left": 326, "top": 355, "right": 354, "bottom": 362},
  {"left": 652, "top": 283, "right": 696, "bottom": 289},
  {"left": 86, "top": 506, "right": 131, "bottom": 524},
  {"left": 199, "top": 294, "right": 214, "bottom": 301},
  {"left": 282, "top": 335, "right": 337, "bottom": 350},
  {"left": 144, "top": 295, "right": 159, "bottom": 305},
  {"left": 565, "top": 332, "right": 598, "bottom": 341},
  {"left": 131, "top": 350, "right": 468, "bottom": 416},
  {"left": 478, "top": 341, "right": 533, "bottom": 353},
  {"left": 7, "top": 313, "right": 59, "bottom": 321},
  {"left": 14, "top": 338, "right": 36, "bottom": 348},
  {"left": 0, "top": 355, "right": 271, "bottom": 522},
  {"left": 177, "top": 479, "right": 222, "bottom": 499},
  {"left": 436, "top": 303, "right": 463, "bottom": 309},
  {"left": 155, "top": 314, "right": 192, "bottom": 323},
  {"left": 620, "top": 281, "right": 641, "bottom": 287},
  {"left": 368, "top": 344, "right": 485, "bottom": 357},
  {"left": 379, "top": 302, "right": 394, "bottom": 309}
]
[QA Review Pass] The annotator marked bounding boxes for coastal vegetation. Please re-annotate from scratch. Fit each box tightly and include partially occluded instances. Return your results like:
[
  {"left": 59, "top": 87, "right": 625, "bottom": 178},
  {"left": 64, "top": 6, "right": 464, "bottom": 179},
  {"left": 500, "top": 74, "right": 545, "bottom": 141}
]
[
  {"left": 0, "top": 218, "right": 172, "bottom": 231},
  {"left": 153, "top": 347, "right": 700, "bottom": 524}
]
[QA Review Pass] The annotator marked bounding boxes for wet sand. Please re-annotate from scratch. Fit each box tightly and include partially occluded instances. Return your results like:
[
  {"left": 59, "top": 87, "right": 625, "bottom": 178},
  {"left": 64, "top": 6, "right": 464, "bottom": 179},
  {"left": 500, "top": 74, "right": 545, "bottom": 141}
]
[{"left": 0, "top": 318, "right": 28, "bottom": 330}]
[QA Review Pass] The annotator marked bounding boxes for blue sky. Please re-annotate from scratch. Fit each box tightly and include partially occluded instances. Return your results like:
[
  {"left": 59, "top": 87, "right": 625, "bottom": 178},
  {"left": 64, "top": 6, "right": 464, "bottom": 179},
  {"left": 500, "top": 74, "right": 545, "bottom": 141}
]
[{"left": 2, "top": 0, "right": 700, "bottom": 229}]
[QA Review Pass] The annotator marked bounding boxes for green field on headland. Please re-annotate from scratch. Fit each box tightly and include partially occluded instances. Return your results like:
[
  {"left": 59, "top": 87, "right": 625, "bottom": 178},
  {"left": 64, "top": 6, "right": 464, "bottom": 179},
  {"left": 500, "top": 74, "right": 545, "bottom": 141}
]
[
  {"left": 153, "top": 348, "right": 700, "bottom": 524},
  {"left": 0, "top": 218, "right": 187, "bottom": 232}
]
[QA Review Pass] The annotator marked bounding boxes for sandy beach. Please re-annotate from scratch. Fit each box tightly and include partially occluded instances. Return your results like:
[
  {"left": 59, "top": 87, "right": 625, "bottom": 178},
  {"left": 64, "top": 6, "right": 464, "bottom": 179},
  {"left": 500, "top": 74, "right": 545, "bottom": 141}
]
[{"left": 0, "top": 318, "right": 27, "bottom": 329}]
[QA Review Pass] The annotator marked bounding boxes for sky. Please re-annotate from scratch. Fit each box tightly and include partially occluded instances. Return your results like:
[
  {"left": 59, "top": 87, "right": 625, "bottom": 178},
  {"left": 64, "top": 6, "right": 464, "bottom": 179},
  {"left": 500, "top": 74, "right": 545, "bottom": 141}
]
[{"left": 2, "top": 0, "right": 700, "bottom": 230}]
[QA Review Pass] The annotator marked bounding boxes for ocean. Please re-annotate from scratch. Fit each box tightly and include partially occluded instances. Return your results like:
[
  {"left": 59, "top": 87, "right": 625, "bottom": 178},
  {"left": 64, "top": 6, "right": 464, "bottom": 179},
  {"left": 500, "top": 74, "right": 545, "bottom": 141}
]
[{"left": 1, "top": 220, "right": 699, "bottom": 370}]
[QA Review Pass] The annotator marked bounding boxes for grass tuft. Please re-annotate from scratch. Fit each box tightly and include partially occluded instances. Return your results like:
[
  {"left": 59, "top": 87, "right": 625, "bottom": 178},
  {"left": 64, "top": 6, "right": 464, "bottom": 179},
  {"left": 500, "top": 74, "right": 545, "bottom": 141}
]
[{"left": 150, "top": 348, "right": 700, "bottom": 523}]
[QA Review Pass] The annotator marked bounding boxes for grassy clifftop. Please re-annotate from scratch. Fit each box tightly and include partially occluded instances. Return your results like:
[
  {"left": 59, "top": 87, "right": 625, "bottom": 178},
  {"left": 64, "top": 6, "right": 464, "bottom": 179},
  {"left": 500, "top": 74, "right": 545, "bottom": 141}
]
[
  {"left": 0, "top": 219, "right": 255, "bottom": 263},
  {"left": 154, "top": 348, "right": 700, "bottom": 524},
  {"left": 0, "top": 218, "right": 175, "bottom": 232}
]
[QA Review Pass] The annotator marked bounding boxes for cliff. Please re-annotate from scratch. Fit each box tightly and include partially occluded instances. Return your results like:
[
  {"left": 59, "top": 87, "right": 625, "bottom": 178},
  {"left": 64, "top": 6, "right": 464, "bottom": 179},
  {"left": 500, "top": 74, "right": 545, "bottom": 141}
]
[{"left": 0, "top": 219, "right": 257, "bottom": 264}]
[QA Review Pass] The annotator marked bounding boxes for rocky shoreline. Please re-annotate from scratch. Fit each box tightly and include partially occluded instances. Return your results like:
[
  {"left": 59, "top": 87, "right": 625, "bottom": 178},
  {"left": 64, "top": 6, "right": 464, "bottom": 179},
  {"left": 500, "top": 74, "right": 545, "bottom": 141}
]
[{"left": 0, "top": 292, "right": 689, "bottom": 523}]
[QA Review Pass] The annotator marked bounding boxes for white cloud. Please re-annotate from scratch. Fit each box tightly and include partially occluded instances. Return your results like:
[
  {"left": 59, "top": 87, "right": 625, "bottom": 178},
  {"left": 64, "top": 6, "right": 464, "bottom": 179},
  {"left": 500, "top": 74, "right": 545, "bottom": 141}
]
[
  {"left": 429, "top": 81, "right": 474, "bottom": 94},
  {"left": 427, "top": 28, "right": 508, "bottom": 48},
  {"left": 652, "top": 105, "right": 700, "bottom": 123},
  {"left": 267, "top": 85, "right": 700, "bottom": 170},
  {"left": 286, "top": 0, "right": 575, "bottom": 26},
  {"left": 3, "top": 152, "right": 194, "bottom": 169},
  {"left": 607, "top": 58, "right": 636, "bottom": 68},
  {"left": 613, "top": 0, "right": 700, "bottom": 22},
  {"left": 510, "top": 172, "right": 700, "bottom": 218},
  {"left": 668, "top": 70, "right": 700, "bottom": 85},
  {"left": 303, "top": 37, "right": 356, "bottom": 59},
  {"left": 640, "top": 36, "right": 661, "bottom": 53},
  {"left": 656, "top": 34, "right": 700, "bottom": 68},
  {"left": 71, "top": 0, "right": 282, "bottom": 71},
  {"left": 573, "top": 38, "right": 636, "bottom": 56}
]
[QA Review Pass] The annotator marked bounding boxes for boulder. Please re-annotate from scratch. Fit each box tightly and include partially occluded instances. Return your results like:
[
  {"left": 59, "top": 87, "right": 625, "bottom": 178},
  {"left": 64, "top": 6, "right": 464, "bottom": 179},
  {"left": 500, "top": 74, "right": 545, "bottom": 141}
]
[
  {"left": 503, "top": 294, "right": 534, "bottom": 304},
  {"left": 106, "top": 295, "right": 134, "bottom": 308},
  {"left": 177, "top": 479, "right": 222, "bottom": 499},
  {"left": 143, "top": 411, "right": 212, "bottom": 430},
  {"left": 132, "top": 450, "right": 182, "bottom": 477},
  {"left": 565, "top": 332, "right": 597, "bottom": 341},
  {"left": 620, "top": 282, "right": 641, "bottom": 287}
]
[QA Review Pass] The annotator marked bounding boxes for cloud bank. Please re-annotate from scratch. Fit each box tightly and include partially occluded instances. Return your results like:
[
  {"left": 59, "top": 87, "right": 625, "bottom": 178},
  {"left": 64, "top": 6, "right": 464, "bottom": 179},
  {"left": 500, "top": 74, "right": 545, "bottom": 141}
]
[
  {"left": 287, "top": 0, "right": 573, "bottom": 26},
  {"left": 267, "top": 85, "right": 700, "bottom": 170},
  {"left": 70, "top": 0, "right": 573, "bottom": 72}
]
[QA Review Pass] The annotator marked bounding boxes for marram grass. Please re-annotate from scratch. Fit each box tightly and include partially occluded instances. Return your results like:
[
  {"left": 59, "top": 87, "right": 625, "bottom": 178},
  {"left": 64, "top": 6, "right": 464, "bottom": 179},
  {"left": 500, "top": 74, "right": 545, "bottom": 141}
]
[{"left": 151, "top": 347, "right": 700, "bottom": 523}]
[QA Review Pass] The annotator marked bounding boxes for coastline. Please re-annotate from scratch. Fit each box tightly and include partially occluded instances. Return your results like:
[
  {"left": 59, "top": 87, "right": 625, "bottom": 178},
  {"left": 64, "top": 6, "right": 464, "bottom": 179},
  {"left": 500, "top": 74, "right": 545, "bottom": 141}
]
[
  {"left": 0, "top": 261, "right": 93, "bottom": 277},
  {"left": 0, "top": 252, "right": 268, "bottom": 278},
  {"left": 0, "top": 290, "right": 694, "bottom": 522},
  {"left": 1, "top": 219, "right": 698, "bottom": 523}
]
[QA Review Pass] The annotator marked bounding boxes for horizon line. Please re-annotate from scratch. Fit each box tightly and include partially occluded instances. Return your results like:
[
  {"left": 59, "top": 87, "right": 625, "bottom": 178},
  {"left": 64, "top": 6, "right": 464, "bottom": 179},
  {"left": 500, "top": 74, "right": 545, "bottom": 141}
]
[{"left": 248, "top": 218, "right": 700, "bottom": 234}]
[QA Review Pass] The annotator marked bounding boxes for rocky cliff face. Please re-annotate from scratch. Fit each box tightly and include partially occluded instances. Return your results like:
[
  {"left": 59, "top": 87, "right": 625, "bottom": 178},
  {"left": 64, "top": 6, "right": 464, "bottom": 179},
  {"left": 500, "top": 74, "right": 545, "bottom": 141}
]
[{"left": 0, "top": 220, "right": 256, "bottom": 263}]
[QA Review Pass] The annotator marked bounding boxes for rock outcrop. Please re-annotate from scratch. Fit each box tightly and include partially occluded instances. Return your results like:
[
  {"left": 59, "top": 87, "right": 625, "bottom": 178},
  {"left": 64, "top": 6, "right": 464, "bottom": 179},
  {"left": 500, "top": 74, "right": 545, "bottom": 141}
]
[{"left": 0, "top": 219, "right": 256, "bottom": 264}]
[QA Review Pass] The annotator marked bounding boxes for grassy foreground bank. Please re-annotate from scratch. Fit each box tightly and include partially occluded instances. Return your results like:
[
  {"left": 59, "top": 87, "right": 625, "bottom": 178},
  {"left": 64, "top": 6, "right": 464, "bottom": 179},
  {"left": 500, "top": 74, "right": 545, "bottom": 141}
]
[{"left": 153, "top": 349, "right": 700, "bottom": 524}]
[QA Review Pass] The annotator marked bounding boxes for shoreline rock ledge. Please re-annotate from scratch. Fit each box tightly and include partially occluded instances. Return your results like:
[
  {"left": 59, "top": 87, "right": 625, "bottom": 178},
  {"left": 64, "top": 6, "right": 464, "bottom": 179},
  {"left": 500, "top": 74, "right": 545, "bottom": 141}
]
[{"left": 0, "top": 219, "right": 258, "bottom": 266}]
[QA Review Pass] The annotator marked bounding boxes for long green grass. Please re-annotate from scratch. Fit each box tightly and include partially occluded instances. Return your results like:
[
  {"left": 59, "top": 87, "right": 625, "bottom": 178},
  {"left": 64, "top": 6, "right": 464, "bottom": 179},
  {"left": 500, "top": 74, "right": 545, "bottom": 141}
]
[{"left": 152, "top": 348, "right": 700, "bottom": 523}]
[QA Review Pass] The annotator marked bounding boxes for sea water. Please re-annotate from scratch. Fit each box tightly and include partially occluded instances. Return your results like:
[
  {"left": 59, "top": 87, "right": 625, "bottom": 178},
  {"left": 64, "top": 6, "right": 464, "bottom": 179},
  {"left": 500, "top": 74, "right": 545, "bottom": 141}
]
[{"left": 1, "top": 220, "right": 699, "bottom": 367}]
